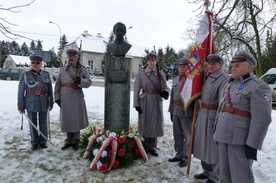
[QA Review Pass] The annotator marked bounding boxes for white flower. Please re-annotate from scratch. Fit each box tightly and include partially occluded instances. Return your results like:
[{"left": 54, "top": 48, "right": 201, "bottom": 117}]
[
  {"left": 128, "top": 132, "right": 135, "bottom": 138},
  {"left": 96, "top": 136, "right": 103, "bottom": 143},
  {"left": 93, "top": 149, "right": 99, "bottom": 156},
  {"left": 101, "top": 150, "right": 107, "bottom": 158},
  {"left": 96, "top": 161, "right": 102, "bottom": 170},
  {"left": 85, "top": 129, "right": 91, "bottom": 135},
  {"left": 109, "top": 132, "right": 117, "bottom": 138}
]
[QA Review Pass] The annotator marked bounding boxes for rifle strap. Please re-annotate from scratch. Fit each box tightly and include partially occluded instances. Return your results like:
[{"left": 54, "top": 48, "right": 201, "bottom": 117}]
[
  {"left": 66, "top": 69, "right": 76, "bottom": 82},
  {"left": 144, "top": 71, "right": 160, "bottom": 92}
]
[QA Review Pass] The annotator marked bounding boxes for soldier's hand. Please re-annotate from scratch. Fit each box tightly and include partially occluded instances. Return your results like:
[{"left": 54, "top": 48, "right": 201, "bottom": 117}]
[
  {"left": 18, "top": 107, "right": 25, "bottom": 114},
  {"left": 170, "top": 113, "right": 173, "bottom": 122},
  {"left": 135, "top": 107, "right": 142, "bottom": 114},
  {"left": 74, "top": 76, "right": 81, "bottom": 84},
  {"left": 245, "top": 145, "right": 257, "bottom": 160},
  {"left": 160, "top": 90, "right": 169, "bottom": 100},
  {"left": 55, "top": 100, "right": 61, "bottom": 108}
]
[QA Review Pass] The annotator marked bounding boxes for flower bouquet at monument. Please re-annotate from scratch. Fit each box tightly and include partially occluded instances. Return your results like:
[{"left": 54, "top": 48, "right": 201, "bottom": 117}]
[{"left": 80, "top": 125, "right": 148, "bottom": 172}]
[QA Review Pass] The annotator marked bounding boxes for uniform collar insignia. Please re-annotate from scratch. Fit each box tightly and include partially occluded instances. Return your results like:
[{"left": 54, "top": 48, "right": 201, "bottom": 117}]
[
  {"left": 31, "top": 69, "right": 42, "bottom": 75},
  {"left": 239, "top": 73, "right": 253, "bottom": 83}
]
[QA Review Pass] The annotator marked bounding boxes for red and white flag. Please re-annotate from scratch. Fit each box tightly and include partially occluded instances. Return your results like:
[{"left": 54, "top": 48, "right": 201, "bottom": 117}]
[{"left": 180, "top": 11, "right": 215, "bottom": 110}]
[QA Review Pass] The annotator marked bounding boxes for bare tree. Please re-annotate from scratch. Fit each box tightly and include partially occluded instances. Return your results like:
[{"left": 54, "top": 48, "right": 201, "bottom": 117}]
[
  {"left": 0, "top": 0, "right": 35, "bottom": 40},
  {"left": 187, "top": 0, "right": 276, "bottom": 76}
]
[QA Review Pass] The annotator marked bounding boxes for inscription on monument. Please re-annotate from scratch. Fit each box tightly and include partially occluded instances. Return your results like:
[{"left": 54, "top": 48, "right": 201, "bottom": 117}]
[{"left": 108, "top": 70, "right": 127, "bottom": 83}]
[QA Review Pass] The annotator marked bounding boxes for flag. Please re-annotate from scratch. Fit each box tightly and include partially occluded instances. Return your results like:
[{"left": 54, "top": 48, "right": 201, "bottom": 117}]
[{"left": 180, "top": 11, "right": 215, "bottom": 110}]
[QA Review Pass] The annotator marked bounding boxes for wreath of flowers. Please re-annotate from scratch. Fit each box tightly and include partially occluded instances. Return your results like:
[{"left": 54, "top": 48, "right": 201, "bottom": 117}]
[{"left": 79, "top": 125, "right": 148, "bottom": 172}]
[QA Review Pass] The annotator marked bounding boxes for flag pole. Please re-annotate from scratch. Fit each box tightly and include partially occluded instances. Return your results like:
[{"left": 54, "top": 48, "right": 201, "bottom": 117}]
[
  {"left": 186, "top": 99, "right": 198, "bottom": 176},
  {"left": 186, "top": 0, "right": 211, "bottom": 177}
]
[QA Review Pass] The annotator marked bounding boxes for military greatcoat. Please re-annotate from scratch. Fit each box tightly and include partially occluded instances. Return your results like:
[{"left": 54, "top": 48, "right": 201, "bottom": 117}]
[
  {"left": 213, "top": 72, "right": 272, "bottom": 183},
  {"left": 193, "top": 69, "right": 229, "bottom": 164},
  {"left": 213, "top": 72, "right": 271, "bottom": 149},
  {"left": 168, "top": 75, "right": 194, "bottom": 161},
  {"left": 133, "top": 67, "right": 169, "bottom": 138},
  {"left": 54, "top": 64, "right": 92, "bottom": 132}
]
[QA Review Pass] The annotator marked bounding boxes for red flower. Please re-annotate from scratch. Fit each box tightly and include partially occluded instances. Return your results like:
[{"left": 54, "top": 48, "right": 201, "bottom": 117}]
[
  {"left": 112, "top": 160, "right": 119, "bottom": 169},
  {"left": 118, "top": 137, "right": 125, "bottom": 144},
  {"left": 99, "top": 164, "right": 108, "bottom": 172},
  {"left": 118, "top": 148, "right": 126, "bottom": 157}
]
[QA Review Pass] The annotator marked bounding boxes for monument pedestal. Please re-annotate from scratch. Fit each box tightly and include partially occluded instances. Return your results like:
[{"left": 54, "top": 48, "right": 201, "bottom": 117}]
[{"left": 104, "top": 57, "right": 132, "bottom": 132}]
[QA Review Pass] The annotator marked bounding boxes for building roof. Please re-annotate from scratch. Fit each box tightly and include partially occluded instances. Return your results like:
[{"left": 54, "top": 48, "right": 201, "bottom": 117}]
[
  {"left": 73, "top": 36, "right": 147, "bottom": 58},
  {"left": 8, "top": 55, "right": 30, "bottom": 65}
]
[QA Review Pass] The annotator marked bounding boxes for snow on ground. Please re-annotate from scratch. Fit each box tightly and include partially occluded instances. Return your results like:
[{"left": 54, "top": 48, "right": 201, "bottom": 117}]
[{"left": 0, "top": 80, "right": 275, "bottom": 183}]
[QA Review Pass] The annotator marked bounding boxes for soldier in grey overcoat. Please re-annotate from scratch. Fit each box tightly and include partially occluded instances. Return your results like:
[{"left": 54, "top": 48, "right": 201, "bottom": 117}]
[
  {"left": 168, "top": 58, "right": 194, "bottom": 168},
  {"left": 193, "top": 54, "right": 229, "bottom": 183},
  {"left": 54, "top": 49, "right": 92, "bottom": 150},
  {"left": 133, "top": 52, "right": 169, "bottom": 156},
  {"left": 213, "top": 51, "right": 272, "bottom": 183},
  {"left": 18, "top": 55, "right": 54, "bottom": 150}
]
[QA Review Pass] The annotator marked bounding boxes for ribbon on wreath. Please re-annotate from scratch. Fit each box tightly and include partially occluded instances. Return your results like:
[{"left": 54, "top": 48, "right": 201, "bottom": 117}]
[
  {"left": 83, "top": 130, "right": 103, "bottom": 159},
  {"left": 89, "top": 137, "right": 118, "bottom": 172},
  {"left": 134, "top": 136, "right": 148, "bottom": 162}
]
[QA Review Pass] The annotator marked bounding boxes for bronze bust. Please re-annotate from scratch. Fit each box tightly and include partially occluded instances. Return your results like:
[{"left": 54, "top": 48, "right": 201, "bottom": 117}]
[{"left": 107, "top": 22, "right": 132, "bottom": 57}]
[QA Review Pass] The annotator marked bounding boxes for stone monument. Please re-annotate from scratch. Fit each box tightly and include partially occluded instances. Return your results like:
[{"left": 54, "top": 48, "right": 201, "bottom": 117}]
[{"left": 104, "top": 22, "right": 132, "bottom": 132}]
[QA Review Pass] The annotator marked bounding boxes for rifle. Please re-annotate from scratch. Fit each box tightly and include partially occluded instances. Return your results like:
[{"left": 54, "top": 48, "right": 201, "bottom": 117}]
[
  {"left": 76, "top": 40, "right": 82, "bottom": 77},
  {"left": 153, "top": 46, "right": 163, "bottom": 93}
]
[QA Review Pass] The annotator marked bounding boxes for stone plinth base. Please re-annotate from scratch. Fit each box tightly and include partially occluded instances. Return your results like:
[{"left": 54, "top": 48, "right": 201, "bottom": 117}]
[{"left": 104, "top": 57, "right": 132, "bottom": 132}]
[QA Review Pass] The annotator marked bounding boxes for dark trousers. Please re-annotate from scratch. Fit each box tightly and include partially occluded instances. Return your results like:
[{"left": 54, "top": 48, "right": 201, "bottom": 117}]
[
  {"left": 145, "top": 137, "right": 157, "bottom": 150},
  {"left": 27, "top": 111, "right": 48, "bottom": 145},
  {"left": 65, "top": 131, "right": 80, "bottom": 145}
]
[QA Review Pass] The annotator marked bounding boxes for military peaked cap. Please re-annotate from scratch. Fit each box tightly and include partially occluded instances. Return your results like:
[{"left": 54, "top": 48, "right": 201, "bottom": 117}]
[
  {"left": 207, "top": 54, "right": 223, "bottom": 64},
  {"left": 178, "top": 58, "right": 189, "bottom": 65},
  {"left": 146, "top": 52, "right": 157, "bottom": 60},
  {"left": 66, "top": 49, "right": 79, "bottom": 55},
  {"left": 231, "top": 51, "right": 257, "bottom": 67},
  {"left": 29, "top": 55, "right": 43, "bottom": 62}
]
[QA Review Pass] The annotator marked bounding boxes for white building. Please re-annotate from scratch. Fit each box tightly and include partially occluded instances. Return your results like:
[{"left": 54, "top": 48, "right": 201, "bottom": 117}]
[
  {"left": 61, "top": 32, "right": 147, "bottom": 77},
  {"left": 3, "top": 55, "right": 30, "bottom": 68}
]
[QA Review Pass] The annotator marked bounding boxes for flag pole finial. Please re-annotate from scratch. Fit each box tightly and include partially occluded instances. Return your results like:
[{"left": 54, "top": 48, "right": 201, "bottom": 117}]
[{"left": 204, "top": 0, "right": 211, "bottom": 11}]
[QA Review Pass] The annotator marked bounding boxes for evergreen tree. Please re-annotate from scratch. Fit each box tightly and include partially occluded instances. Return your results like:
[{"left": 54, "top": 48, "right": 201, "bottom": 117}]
[
  {"left": 20, "top": 42, "right": 30, "bottom": 56},
  {"left": 48, "top": 47, "right": 59, "bottom": 68},
  {"left": 262, "top": 33, "right": 276, "bottom": 73},
  {"left": 56, "top": 34, "right": 68, "bottom": 66},
  {"left": 58, "top": 35, "right": 68, "bottom": 56},
  {"left": 163, "top": 45, "right": 178, "bottom": 78},
  {"left": 36, "top": 40, "right": 43, "bottom": 51},
  {"left": 30, "top": 40, "right": 36, "bottom": 55},
  {"left": 0, "top": 41, "right": 10, "bottom": 67},
  {"left": 10, "top": 41, "right": 21, "bottom": 55}
]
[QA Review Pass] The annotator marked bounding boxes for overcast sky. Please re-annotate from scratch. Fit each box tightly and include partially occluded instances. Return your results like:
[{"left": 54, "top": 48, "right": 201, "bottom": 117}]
[{"left": 1, "top": 0, "right": 207, "bottom": 52}]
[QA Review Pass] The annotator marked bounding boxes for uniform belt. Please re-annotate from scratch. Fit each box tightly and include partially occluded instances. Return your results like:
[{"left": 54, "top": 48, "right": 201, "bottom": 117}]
[
  {"left": 143, "top": 89, "right": 160, "bottom": 94},
  {"left": 201, "top": 103, "right": 218, "bottom": 110},
  {"left": 220, "top": 106, "right": 251, "bottom": 118},
  {"left": 173, "top": 100, "right": 183, "bottom": 106},
  {"left": 61, "top": 83, "right": 81, "bottom": 89},
  {"left": 26, "top": 90, "right": 47, "bottom": 95}
]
